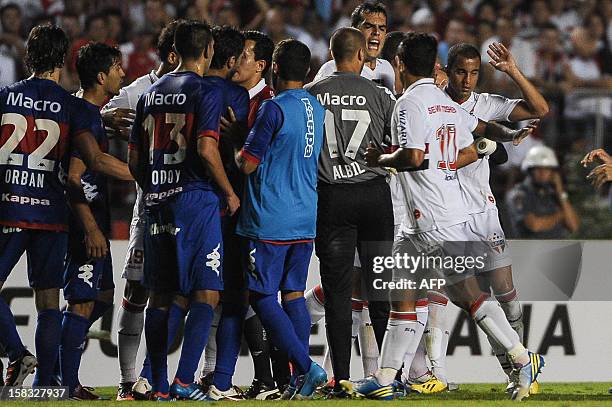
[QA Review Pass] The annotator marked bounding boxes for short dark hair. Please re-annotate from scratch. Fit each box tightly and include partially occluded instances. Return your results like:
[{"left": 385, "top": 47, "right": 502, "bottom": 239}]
[
  {"left": 76, "top": 42, "right": 121, "bottom": 90},
  {"left": 273, "top": 39, "right": 310, "bottom": 82},
  {"left": 350, "top": 1, "right": 387, "bottom": 28},
  {"left": 381, "top": 31, "right": 407, "bottom": 63},
  {"left": 174, "top": 20, "right": 213, "bottom": 61},
  {"left": 397, "top": 33, "right": 438, "bottom": 77},
  {"left": 25, "top": 24, "right": 69, "bottom": 74},
  {"left": 210, "top": 25, "right": 245, "bottom": 70},
  {"left": 243, "top": 30, "right": 274, "bottom": 76},
  {"left": 0, "top": 3, "right": 21, "bottom": 18},
  {"left": 446, "top": 43, "right": 481, "bottom": 70},
  {"left": 84, "top": 12, "right": 105, "bottom": 32},
  {"left": 331, "top": 27, "right": 365, "bottom": 63},
  {"left": 157, "top": 19, "right": 182, "bottom": 62}
]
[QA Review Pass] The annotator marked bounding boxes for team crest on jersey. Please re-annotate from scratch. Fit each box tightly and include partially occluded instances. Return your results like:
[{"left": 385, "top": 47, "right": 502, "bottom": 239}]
[
  {"left": 206, "top": 243, "right": 221, "bottom": 275},
  {"left": 487, "top": 232, "right": 506, "bottom": 254},
  {"left": 78, "top": 264, "right": 94, "bottom": 288}
]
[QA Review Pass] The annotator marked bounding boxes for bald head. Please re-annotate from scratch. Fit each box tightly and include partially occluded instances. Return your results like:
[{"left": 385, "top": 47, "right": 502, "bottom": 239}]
[{"left": 331, "top": 27, "right": 366, "bottom": 64}]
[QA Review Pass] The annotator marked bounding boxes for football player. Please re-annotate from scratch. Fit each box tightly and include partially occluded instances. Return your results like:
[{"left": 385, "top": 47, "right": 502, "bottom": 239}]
[
  {"left": 0, "top": 24, "right": 130, "bottom": 387},
  {"left": 104, "top": 20, "right": 181, "bottom": 401},
  {"left": 235, "top": 39, "right": 327, "bottom": 400},
  {"left": 61, "top": 42, "right": 130, "bottom": 399},
  {"left": 128, "top": 20, "right": 239, "bottom": 401}
]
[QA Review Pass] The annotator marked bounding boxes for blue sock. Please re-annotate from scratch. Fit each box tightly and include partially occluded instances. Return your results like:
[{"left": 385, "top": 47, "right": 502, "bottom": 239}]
[
  {"left": 145, "top": 308, "right": 169, "bottom": 393},
  {"left": 33, "top": 309, "right": 62, "bottom": 386},
  {"left": 59, "top": 311, "right": 89, "bottom": 392},
  {"left": 251, "top": 294, "right": 311, "bottom": 374},
  {"left": 213, "top": 302, "right": 247, "bottom": 391},
  {"left": 282, "top": 297, "right": 310, "bottom": 352},
  {"left": 140, "top": 302, "right": 186, "bottom": 382},
  {"left": 89, "top": 301, "right": 112, "bottom": 325},
  {"left": 175, "top": 302, "right": 214, "bottom": 384},
  {"left": 0, "top": 298, "right": 25, "bottom": 362}
]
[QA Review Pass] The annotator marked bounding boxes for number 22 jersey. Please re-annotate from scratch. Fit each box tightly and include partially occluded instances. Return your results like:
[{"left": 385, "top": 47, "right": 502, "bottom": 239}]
[
  {"left": 0, "top": 78, "right": 93, "bottom": 231},
  {"left": 129, "top": 71, "right": 224, "bottom": 207}
]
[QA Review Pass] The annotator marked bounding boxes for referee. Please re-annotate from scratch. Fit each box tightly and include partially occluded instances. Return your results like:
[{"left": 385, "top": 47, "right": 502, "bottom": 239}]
[{"left": 305, "top": 27, "right": 395, "bottom": 393}]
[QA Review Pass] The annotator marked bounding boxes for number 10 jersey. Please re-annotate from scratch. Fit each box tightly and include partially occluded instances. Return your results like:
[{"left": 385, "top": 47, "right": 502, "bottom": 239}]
[
  {"left": 393, "top": 78, "right": 477, "bottom": 235},
  {"left": 0, "top": 78, "right": 94, "bottom": 231}
]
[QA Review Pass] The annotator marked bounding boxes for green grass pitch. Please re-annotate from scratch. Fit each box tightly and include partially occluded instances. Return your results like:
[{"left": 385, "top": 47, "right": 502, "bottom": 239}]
[{"left": 4, "top": 383, "right": 612, "bottom": 405}]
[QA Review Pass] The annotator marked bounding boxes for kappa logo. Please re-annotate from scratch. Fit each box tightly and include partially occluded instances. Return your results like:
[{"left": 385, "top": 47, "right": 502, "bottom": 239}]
[
  {"left": 488, "top": 232, "right": 506, "bottom": 254},
  {"left": 78, "top": 264, "right": 94, "bottom": 288},
  {"left": 206, "top": 243, "right": 221, "bottom": 275}
]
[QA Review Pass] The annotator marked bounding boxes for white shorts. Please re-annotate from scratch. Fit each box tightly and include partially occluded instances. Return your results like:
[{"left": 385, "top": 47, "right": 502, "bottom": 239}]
[
  {"left": 121, "top": 216, "right": 145, "bottom": 281},
  {"left": 468, "top": 209, "right": 512, "bottom": 272},
  {"left": 121, "top": 189, "right": 146, "bottom": 281}
]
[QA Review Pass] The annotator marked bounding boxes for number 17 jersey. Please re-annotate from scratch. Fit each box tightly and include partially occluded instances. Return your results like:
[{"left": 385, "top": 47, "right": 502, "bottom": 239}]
[
  {"left": 0, "top": 78, "right": 93, "bottom": 231},
  {"left": 129, "top": 71, "right": 224, "bottom": 207}
]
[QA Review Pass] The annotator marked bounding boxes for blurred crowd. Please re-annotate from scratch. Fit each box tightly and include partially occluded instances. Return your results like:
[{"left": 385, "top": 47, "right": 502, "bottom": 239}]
[{"left": 0, "top": 0, "right": 610, "bottom": 237}]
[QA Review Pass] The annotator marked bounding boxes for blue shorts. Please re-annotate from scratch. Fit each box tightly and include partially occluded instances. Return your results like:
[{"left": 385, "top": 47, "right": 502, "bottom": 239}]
[
  {"left": 0, "top": 228, "right": 67, "bottom": 289},
  {"left": 144, "top": 190, "right": 224, "bottom": 296},
  {"left": 246, "top": 240, "right": 313, "bottom": 295},
  {"left": 63, "top": 239, "right": 115, "bottom": 302}
]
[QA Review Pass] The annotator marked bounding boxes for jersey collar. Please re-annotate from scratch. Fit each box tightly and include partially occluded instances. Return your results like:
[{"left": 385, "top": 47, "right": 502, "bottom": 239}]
[
  {"left": 249, "top": 79, "right": 267, "bottom": 99},
  {"left": 405, "top": 77, "right": 434, "bottom": 93}
]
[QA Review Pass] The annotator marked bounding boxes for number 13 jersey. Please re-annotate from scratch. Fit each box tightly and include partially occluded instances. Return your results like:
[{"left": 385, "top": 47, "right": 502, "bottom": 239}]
[
  {"left": 0, "top": 77, "right": 94, "bottom": 231},
  {"left": 129, "top": 71, "right": 224, "bottom": 207},
  {"left": 393, "top": 78, "right": 477, "bottom": 234}
]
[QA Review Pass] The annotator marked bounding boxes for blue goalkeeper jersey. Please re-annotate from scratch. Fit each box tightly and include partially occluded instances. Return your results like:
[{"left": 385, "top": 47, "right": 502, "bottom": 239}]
[{"left": 236, "top": 89, "right": 325, "bottom": 241}]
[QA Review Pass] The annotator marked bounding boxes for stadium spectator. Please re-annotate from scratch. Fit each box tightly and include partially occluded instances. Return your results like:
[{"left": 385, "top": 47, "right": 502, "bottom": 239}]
[
  {"left": 481, "top": 17, "right": 537, "bottom": 95},
  {"left": 438, "top": 18, "right": 467, "bottom": 66},
  {"left": 506, "top": 145, "right": 580, "bottom": 239},
  {"left": 0, "top": 3, "right": 25, "bottom": 84}
]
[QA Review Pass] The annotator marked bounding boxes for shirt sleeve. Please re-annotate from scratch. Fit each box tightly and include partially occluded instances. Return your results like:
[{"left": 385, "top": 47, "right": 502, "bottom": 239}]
[
  {"left": 395, "top": 98, "right": 427, "bottom": 151},
  {"left": 313, "top": 60, "right": 335, "bottom": 82},
  {"left": 240, "top": 100, "right": 283, "bottom": 164},
  {"left": 195, "top": 85, "right": 224, "bottom": 141},
  {"left": 102, "top": 87, "right": 131, "bottom": 111},
  {"left": 481, "top": 93, "right": 521, "bottom": 122}
]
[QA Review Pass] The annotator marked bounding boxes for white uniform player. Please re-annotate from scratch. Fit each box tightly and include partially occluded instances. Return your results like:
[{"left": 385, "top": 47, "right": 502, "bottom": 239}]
[
  {"left": 315, "top": 58, "right": 395, "bottom": 93},
  {"left": 103, "top": 71, "right": 159, "bottom": 282},
  {"left": 454, "top": 91, "right": 521, "bottom": 270}
]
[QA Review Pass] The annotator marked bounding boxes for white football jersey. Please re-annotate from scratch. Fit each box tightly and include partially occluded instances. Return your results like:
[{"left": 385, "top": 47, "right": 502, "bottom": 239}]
[
  {"left": 314, "top": 58, "right": 395, "bottom": 93},
  {"left": 394, "top": 78, "right": 477, "bottom": 235},
  {"left": 102, "top": 70, "right": 159, "bottom": 222},
  {"left": 453, "top": 91, "right": 520, "bottom": 215}
]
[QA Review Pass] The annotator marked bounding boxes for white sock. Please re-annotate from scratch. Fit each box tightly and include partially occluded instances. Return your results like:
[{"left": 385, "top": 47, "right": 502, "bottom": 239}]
[
  {"left": 351, "top": 298, "right": 363, "bottom": 340},
  {"left": 117, "top": 298, "right": 146, "bottom": 384},
  {"left": 471, "top": 295, "right": 528, "bottom": 366},
  {"left": 202, "top": 304, "right": 222, "bottom": 377},
  {"left": 305, "top": 284, "right": 326, "bottom": 325},
  {"left": 496, "top": 288, "right": 524, "bottom": 342},
  {"left": 405, "top": 298, "right": 429, "bottom": 381},
  {"left": 359, "top": 303, "right": 379, "bottom": 376},
  {"left": 425, "top": 292, "right": 449, "bottom": 384},
  {"left": 377, "top": 311, "right": 419, "bottom": 386}
]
